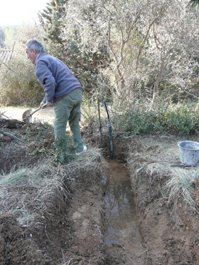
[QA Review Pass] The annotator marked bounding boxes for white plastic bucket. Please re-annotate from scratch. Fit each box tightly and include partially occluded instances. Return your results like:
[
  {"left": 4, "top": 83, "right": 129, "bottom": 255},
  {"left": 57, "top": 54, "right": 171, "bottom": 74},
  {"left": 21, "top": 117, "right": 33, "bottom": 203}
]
[{"left": 178, "top": 141, "right": 199, "bottom": 165}]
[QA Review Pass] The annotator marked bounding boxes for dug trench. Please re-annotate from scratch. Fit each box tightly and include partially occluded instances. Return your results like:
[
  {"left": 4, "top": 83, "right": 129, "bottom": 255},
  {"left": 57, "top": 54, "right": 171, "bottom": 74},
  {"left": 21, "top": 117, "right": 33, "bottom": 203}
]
[
  {"left": 1, "top": 118, "right": 199, "bottom": 264},
  {"left": 79, "top": 123, "right": 199, "bottom": 265}
]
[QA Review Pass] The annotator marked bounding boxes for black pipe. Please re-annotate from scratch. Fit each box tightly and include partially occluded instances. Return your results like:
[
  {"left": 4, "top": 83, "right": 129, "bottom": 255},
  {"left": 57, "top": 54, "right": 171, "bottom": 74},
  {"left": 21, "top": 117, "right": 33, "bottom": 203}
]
[
  {"left": 103, "top": 100, "right": 113, "bottom": 160},
  {"left": 98, "top": 99, "right": 102, "bottom": 139}
]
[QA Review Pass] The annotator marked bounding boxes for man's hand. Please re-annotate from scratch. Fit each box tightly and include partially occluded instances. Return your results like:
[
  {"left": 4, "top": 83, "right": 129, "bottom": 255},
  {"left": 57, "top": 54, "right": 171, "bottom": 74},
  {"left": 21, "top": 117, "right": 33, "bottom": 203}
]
[
  {"left": 40, "top": 102, "right": 47, "bottom": 109},
  {"left": 40, "top": 101, "right": 53, "bottom": 109}
]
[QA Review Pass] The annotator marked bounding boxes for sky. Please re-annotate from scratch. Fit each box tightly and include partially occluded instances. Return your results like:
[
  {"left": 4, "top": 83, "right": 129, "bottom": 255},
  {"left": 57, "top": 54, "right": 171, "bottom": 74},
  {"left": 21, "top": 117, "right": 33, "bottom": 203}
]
[{"left": 0, "top": 0, "right": 49, "bottom": 27}]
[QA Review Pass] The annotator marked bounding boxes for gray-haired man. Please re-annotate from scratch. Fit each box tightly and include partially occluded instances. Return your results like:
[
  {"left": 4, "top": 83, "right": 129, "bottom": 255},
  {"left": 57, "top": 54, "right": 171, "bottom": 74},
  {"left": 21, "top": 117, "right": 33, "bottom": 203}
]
[{"left": 26, "top": 39, "right": 87, "bottom": 155}]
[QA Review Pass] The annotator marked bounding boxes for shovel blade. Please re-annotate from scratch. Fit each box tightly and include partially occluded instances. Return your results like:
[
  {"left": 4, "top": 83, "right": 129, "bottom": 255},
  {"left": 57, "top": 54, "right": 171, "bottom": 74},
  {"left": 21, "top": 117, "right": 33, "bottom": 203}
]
[{"left": 22, "top": 109, "right": 32, "bottom": 123}]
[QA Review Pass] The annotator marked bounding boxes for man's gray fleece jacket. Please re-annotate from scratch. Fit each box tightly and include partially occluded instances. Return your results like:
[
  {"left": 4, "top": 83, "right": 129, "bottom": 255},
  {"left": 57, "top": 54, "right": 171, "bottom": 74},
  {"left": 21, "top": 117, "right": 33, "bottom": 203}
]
[{"left": 35, "top": 52, "right": 82, "bottom": 103}]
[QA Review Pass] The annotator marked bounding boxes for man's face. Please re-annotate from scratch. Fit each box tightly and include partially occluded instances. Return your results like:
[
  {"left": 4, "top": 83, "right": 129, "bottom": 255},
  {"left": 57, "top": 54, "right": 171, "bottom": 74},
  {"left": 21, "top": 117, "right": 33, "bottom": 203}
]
[{"left": 26, "top": 48, "right": 38, "bottom": 64}]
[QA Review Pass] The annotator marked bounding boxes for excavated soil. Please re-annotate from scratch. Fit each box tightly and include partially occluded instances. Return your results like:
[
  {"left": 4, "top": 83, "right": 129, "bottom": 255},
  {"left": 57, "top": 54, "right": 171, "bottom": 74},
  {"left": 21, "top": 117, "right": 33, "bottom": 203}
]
[{"left": 0, "top": 113, "right": 199, "bottom": 264}]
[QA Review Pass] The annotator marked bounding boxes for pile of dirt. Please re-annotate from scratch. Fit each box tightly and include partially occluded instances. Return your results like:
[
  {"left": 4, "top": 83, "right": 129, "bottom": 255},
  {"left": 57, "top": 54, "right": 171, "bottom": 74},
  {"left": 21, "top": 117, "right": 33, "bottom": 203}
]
[
  {"left": 0, "top": 120, "right": 55, "bottom": 173},
  {"left": 0, "top": 214, "right": 51, "bottom": 265},
  {"left": 0, "top": 118, "right": 105, "bottom": 265}
]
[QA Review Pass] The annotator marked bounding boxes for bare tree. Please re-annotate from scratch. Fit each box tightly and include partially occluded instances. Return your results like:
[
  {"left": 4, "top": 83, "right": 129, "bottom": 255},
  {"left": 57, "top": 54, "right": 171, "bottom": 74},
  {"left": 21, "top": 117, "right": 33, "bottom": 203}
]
[{"left": 65, "top": 0, "right": 199, "bottom": 102}]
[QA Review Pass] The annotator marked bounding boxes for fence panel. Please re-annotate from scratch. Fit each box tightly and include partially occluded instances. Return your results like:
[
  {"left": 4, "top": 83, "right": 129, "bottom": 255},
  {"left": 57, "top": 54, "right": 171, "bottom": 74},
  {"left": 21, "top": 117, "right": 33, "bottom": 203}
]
[{"left": 0, "top": 49, "right": 12, "bottom": 63}]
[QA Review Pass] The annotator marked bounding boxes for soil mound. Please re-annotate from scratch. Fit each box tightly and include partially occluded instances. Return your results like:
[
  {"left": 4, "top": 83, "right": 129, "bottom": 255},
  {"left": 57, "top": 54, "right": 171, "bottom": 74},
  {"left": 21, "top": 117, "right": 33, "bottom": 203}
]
[
  {"left": 0, "top": 214, "right": 50, "bottom": 265},
  {"left": 0, "top": 118, "right": 105, "bottom": 264}
]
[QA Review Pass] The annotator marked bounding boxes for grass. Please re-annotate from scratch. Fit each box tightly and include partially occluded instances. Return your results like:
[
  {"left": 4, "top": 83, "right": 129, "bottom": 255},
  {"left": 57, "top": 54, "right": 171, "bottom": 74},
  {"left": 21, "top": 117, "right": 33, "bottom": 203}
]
[
  {"left": 12, "top": 210, "right": 34, "bottom": 225},
  {"left": 84, "top": 97, "right": 199, "bottom": 137},
  {"left": 166, "top": 168, "right": 198, "bottom": 209},
  {"left": 0, "top": 146, "right": 102, "bottom": 226},
  {"left": 0, "top": 165, "right": 68, "bottom": 225},
  {"left": 128, "top": 136, "right": 199, "bottom": 212},
  {"left": 0, "top": 167, "right": 42, "bottom": 186}
]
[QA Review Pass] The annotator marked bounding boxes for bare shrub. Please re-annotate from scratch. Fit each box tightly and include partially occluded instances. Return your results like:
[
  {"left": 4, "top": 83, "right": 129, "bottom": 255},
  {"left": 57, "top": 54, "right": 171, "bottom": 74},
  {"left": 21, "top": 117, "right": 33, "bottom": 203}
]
[
  {"left": 66, "top": 0, "right": 199, "bottom": 102},
  {"left": 0, "top": 24, "right": 44, "bottom": 106}
]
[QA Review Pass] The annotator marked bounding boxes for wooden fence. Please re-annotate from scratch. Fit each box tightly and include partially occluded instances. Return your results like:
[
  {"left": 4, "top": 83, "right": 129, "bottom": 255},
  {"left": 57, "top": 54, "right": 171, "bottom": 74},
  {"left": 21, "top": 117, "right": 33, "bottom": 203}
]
[
  {"left": 0, "top": 42, "right": 16, "bottom": 64},
  {"left": 0, "top": 49, "right": 13, "bottom": 63}
]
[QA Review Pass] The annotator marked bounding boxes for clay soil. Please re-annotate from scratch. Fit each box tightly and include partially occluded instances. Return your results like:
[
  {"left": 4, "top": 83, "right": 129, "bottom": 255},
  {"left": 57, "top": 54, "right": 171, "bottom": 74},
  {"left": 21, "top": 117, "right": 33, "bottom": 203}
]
[{"left": 0, "top": 115, "right": 199, "bottom": 265}]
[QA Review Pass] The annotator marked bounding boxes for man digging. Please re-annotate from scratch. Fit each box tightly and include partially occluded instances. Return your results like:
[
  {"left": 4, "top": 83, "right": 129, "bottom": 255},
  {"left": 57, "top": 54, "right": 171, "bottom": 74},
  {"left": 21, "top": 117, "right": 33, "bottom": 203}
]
[{"left": 26, "top": 39, "right": 87, "bottom": 155}]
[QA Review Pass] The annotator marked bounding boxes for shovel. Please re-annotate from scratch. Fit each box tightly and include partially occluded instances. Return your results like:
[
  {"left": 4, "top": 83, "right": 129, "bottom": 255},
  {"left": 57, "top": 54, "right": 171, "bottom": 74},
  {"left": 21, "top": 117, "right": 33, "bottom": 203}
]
[{"left": 22, "top": 103, "right": 47, "bottom": 123}]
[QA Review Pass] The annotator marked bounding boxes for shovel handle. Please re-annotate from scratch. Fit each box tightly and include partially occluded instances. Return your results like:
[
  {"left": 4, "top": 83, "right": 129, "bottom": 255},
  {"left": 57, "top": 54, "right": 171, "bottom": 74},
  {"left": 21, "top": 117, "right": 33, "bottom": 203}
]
[{"left": 30, "top": 103, "right": 47, "bottom": 117}]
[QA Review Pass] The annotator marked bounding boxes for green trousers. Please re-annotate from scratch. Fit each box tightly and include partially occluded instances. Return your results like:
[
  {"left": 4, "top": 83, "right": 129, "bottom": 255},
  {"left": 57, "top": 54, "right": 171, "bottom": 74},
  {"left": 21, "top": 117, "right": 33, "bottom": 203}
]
[{"left": 54, "top": 89, "right": 83, "bottom": 153}]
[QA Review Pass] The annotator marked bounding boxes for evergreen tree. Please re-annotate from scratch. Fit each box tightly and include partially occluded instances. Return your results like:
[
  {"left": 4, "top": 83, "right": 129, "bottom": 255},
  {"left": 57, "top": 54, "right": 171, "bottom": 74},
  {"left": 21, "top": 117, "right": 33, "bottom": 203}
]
[
  {"left": 38, "top": 0, "right": 66, "bottom": 44},
  {"left": 190, "top": 0, "right": 199, "bottom": 8},
  {"left": 38, "top": 0, "right": 109, "bottom": 95}
]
